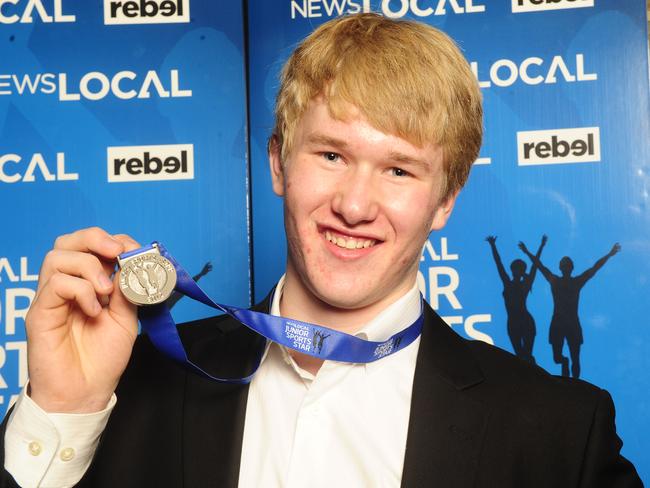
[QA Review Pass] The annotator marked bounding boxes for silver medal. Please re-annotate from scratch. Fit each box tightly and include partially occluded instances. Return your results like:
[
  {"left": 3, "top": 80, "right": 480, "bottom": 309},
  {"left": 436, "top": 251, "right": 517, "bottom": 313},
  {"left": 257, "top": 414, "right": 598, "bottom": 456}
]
[{"left": 117, "top": 244, "right": 177, "bottom": 306}]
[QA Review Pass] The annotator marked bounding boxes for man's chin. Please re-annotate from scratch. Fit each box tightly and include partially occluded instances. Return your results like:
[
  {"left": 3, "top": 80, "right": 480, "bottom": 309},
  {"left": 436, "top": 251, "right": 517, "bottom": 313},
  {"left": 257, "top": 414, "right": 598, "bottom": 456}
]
[{"left": 311, "top": 285, "right": 386, "bottom": 311}]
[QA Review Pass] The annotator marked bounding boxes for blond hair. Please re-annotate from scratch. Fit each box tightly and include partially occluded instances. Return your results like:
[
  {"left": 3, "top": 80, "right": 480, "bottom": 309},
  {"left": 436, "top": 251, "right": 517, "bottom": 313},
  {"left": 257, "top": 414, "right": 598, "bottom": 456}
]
[{"left": 272, "top": 13, "right": 482, "bottom": 200}]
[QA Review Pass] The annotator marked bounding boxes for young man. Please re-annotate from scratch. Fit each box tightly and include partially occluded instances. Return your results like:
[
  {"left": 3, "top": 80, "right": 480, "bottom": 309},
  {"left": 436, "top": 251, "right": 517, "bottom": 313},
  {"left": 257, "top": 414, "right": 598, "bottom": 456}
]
[{"left": 1, "top": 13, "right": 641, "bottom": 488}]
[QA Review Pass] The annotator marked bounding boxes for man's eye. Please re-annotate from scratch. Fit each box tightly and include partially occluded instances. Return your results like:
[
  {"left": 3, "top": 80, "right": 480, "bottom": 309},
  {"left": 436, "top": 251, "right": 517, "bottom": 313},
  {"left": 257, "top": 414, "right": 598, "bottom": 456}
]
[
  {"left": 391, "top": 167, "right": 410, "bottom": 177},
  {"left": 322, "top": 152, "right": 340, "bottom": 163}
]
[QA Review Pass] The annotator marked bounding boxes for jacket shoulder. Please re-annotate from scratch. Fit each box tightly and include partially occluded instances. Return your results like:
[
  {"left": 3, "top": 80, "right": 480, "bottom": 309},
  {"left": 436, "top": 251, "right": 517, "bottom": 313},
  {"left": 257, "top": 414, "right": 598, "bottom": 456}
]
[
  {"left": 464, "top": 337, "right": 603, "bottom": 405},
  {"left": 464, "top": 340, "right": 641, "bottom": 486}
]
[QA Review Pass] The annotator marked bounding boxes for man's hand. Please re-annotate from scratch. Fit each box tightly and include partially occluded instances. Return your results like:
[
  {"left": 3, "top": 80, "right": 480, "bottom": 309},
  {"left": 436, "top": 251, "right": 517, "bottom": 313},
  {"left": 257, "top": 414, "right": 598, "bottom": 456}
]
[
  {"left": 486, "top": 235, "right": 497, "bottom": 245},
  {"left": 609, "top": 243, "right": 621, "bottom": 257},
  {"left": 26, "top": 227, "right": 141, "bottom": 413}
]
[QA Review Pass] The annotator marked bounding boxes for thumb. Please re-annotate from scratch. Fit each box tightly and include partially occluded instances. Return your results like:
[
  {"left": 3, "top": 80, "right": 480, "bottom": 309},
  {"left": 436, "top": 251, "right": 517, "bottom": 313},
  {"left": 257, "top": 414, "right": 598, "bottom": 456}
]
[
  {"left": 107, "top": 236, "right": 141, "bottom": 326},
  {"left": 108, "top": 269, "right": 138, "bottom": 325}
]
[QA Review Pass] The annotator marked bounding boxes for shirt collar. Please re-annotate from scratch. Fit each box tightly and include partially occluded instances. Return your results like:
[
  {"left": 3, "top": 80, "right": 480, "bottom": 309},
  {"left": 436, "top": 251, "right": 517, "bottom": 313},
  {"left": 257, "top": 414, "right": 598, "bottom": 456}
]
[
  {"left": 266, "top": 275, "right": 422, "bottom": 378},
  {"left": 270, "top": 274, "right": 421, "bottom": 341}
]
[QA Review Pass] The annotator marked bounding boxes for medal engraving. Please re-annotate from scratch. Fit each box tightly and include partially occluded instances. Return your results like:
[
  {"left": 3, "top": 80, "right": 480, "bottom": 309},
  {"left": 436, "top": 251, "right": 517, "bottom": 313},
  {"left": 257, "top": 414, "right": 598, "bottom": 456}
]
[{"left": 119, "top": 252, "right": 177, "bottom": 305}]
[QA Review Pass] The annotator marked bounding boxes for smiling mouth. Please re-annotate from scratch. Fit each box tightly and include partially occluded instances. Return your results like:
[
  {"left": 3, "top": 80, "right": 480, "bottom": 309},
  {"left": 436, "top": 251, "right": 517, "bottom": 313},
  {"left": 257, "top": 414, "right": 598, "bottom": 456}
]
[{"left": 324, "top": 230, "right": 377, "bottom": 249}]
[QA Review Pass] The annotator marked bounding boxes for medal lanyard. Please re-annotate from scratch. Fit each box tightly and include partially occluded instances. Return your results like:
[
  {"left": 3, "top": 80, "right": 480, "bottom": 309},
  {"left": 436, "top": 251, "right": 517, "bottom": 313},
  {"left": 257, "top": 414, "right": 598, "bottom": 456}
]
[{"left": 117, "top": 243, "right": 425, "bottom": 384}]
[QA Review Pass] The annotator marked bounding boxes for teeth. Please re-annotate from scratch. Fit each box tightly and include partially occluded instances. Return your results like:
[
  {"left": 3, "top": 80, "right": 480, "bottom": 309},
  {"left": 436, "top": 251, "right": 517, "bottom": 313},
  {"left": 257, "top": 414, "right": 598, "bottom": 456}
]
[{"left": 325, "top": 230, "right": 376, "bottom": 250}]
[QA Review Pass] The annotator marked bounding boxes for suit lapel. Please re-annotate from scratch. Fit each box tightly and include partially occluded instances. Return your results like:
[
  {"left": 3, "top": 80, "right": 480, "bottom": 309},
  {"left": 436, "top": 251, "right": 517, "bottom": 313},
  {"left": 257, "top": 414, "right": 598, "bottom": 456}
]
[
  {"left": 401, "top": 305, "right": 488, "bottom": 488},
  {"left": 182, "top": 296, "right": 271, "bottom": 488},
  {"left": 180, "top": 295, "right": 488, "bottom": 487}
]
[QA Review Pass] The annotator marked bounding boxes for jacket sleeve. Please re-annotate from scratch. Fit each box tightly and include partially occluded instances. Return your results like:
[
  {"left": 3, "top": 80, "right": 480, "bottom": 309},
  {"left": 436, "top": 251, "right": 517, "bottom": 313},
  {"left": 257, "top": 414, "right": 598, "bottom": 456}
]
[
  {"left": 578, "top": 389, "right": 644, "bottom": 488},
  {"left": 0, "top": 410, "right": 26, "bottom": 488}
]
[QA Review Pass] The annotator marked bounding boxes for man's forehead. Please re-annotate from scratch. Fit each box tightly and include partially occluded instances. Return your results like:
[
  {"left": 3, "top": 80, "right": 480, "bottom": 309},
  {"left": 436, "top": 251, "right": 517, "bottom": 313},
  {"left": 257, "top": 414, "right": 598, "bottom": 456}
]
[{"left": 299, "top": 97, "right": 436, "bottom": 149}]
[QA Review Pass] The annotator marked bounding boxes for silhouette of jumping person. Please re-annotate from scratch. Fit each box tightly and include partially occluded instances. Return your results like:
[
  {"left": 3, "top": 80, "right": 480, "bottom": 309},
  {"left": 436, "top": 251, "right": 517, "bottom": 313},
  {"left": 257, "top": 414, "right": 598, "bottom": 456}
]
[
  {"left": 519, "top": 241, "right": 620, "bottom": 378},
  {"left": 487, "top": 235, "right": 547, "bottom": 364},
  {"left": 312, "top": 330, "right": 330, "bottom": 354},
  {"left": 167, "top": 262, "right": 213, "bottom": 310}
]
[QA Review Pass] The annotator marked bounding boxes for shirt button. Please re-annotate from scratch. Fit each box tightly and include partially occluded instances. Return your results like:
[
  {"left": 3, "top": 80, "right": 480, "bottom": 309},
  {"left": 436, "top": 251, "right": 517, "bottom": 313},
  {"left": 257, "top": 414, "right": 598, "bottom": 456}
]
[
  {"left": 59, "top": 447, "right": 75, "bottom": 462},
  {"left": 28, "top": 441, "right": 42, "bottom": 456}
]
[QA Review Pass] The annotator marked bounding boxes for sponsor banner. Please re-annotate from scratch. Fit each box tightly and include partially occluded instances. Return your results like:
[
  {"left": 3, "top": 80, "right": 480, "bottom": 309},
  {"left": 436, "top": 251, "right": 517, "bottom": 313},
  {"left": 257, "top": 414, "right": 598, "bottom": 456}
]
[
  {"left": 512, "top": 0, "right": 595, "bottom": 14},
  {"left": 103, "top": 0, "right": 190, "bottom": 25},
  {"left": 0, "top": 1, "right": 249, "bottom": 419},
  {"left": 107, "top": 144, "right": 194, "bottom": 182},
  {"left": 0, "top": 152, "right": 78, "bottom": 183},
  {"left": 0, "top": 70, "right": 192, "bottom": 101},
  {"left": 471, "top": 54, "right": 597, "bottom": 89},
  {"left": 0, "top": 0, "right": 76, "bottom": 24},
  {"left": 517, "top": 127, "right": 600, "bottom": 166},
  {"left": 247, "top": 0, "right": 650, "bottom": 479},
  {"left": 1, "top": 0, "right": 649, "bottom": 481},
  {"left": 289, "top": 0, "right": 487, "bottom": 20}
]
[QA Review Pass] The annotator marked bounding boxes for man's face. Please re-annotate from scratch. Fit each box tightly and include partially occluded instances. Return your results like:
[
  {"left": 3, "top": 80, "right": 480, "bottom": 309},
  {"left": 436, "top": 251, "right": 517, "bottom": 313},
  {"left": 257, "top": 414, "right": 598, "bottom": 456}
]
[{"left": 270, "top": 99, "right": 457, "bottom": 312}]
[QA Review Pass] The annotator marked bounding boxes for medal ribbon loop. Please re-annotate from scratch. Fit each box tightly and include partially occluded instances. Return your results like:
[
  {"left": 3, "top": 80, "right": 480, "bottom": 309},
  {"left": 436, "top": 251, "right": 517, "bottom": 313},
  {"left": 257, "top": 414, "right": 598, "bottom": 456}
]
[{"left": 119, "top": 243, "right": 424, "bottom": 384}]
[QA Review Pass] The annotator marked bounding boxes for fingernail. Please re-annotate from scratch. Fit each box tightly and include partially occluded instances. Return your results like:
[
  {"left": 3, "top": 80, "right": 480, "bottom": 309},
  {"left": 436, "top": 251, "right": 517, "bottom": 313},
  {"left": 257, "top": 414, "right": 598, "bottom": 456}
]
[{"left": 98, "top": 273, "right": 112, "bottom": 289}]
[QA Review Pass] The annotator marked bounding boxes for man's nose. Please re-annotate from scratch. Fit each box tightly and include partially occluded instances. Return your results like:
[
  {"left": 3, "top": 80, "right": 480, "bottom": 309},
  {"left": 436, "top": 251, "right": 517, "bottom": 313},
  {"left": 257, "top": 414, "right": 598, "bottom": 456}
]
[{"left": 330, "top": 168, "right": 379, "bottom": 226}]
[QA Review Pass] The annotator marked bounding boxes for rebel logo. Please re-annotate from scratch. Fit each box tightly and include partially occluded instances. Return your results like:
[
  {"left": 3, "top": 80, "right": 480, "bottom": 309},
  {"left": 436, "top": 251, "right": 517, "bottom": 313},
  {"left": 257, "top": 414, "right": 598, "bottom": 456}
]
[
  {"left": 104, "top": 0, "right": 189, "bottom": 24},
  {"left": 512, "top": 0, "right": 593, "bottom": 13},
  {"left": 107, "top": 144, "right": 194, "bottom": 182},
  {"left": 517, "top": 127, "right": 600, "bottom": 166}
]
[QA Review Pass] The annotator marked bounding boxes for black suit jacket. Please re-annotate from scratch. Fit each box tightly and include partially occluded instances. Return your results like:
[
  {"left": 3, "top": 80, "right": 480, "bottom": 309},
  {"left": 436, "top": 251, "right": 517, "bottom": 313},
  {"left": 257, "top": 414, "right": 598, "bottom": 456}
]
[{"left": 1, "top": 297, "right": 643, "bottom": 487}]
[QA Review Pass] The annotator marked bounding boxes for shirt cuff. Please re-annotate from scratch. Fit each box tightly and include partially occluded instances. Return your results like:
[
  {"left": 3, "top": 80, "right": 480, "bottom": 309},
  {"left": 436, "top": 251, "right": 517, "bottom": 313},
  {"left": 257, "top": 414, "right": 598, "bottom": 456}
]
[{"left": 4, "top": 385, "right": 116, "bottom": 488}]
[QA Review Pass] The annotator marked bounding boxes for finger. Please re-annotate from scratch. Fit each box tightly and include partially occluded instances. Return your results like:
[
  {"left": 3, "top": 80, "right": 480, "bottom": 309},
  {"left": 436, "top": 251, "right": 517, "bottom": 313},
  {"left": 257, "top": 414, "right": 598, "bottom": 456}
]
[
  {"left": 32, "top": 273, "right": 102, "bottom": 320},
  {"left": 107, "top": 234, "right": 142, "bottom": 321},
  {"left": 99, "top": 256, "right": 118, "bottom": 284},
  {"left": 106, "top": 272, "right": 138, "bottom": 325},
  {"left": 104, "top": 234, "right": 142, "bottom": 280},
  {"left": 112, "top": 234, "right": 142, "bottom": 253},
  {"left": 54, "top": 227, "right": 124, "bottom": 259},
  {"left": 38, "top": 249, "right": 115, "bottom": 296}
]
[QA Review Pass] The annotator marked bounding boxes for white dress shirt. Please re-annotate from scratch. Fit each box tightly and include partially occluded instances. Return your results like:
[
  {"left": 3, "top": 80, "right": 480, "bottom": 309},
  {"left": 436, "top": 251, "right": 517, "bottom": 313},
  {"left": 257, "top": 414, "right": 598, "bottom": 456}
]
[
  {"left": 239, "top": 278, "right": 421, "bottom": 487},
  {"left": 4, "top": 390, "right": 116, "bottom": 487},
  {"left": 4, "top": 279, "right": 422, "bottom": 488}
]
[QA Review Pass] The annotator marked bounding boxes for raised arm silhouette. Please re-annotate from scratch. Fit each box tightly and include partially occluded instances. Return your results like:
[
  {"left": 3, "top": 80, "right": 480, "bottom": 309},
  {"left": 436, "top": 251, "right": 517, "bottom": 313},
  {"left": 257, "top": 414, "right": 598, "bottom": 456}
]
[
  {"left": 486, "top": 235, "right": 547, "bottom": 364},
  {"left": 519, "top": 241, "right": 620, "bottom": 378}
]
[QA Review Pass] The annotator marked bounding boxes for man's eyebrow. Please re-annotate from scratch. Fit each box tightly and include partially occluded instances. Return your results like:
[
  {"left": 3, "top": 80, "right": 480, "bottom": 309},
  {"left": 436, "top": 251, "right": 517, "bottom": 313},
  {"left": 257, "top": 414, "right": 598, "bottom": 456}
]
[
  {"left": 387, "top": 151, "right": 432, "bottom": 171},
  {"left": 305, "top": 133, "right": 433, "bottom": 170},
  {"left": 305, "top": 133, "right": 349, "bottom": 149}
]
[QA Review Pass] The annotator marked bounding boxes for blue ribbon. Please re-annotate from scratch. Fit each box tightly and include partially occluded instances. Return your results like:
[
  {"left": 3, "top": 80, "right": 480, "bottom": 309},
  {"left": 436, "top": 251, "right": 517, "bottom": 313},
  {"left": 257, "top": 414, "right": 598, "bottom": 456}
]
[{"left": 125, "top": 243, "right": 424, "bottom": 384}]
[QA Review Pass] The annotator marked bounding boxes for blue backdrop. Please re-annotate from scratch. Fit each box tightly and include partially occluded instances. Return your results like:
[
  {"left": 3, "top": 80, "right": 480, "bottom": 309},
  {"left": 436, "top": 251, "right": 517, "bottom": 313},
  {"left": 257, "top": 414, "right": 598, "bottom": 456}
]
[
  {"left": 1, "top": 0, "right": 648, "bottom": 481},
  {"left": 0, "top": 0, "right": 250, "bottom": 417},
  {"left": 247, "top": 0, "right": 650, "bottom": 479}
]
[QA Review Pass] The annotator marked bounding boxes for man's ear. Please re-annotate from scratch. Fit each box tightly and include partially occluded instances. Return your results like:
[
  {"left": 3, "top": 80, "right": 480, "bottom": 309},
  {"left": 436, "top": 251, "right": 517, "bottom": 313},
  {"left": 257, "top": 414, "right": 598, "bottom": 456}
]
[
  {"left": 268, "top": 136, "right": 285, "bottom": 197},
  {"left": 430, "top": 191, "right": 459, "bottom": 231}
]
